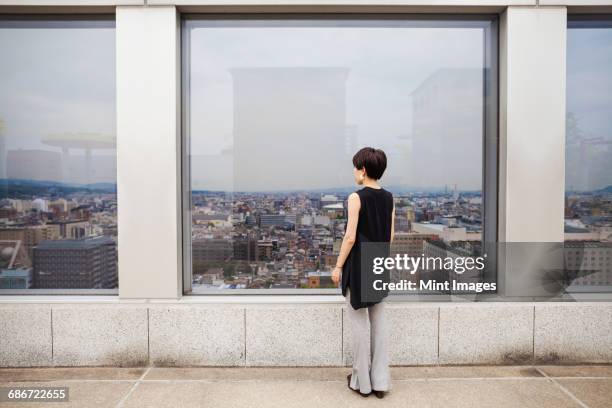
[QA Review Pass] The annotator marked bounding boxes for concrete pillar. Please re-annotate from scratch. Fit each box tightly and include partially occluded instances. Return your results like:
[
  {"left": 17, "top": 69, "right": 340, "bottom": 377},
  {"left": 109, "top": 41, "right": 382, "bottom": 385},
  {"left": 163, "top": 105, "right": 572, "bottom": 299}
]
[
  {"left": 116, "top": 5, "right": 182, "bottom": 298},
  {"left": 498, "top": 6, "right": 567, "bottom": 297}
]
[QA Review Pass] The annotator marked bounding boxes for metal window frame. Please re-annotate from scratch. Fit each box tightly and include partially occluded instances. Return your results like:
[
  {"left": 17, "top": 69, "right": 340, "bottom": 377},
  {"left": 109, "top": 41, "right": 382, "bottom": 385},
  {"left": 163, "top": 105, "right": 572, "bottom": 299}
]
[
  {"left": 567, "top": 12, "right": 612, "bottom": 27},
  {"left": 564, "top": 13, "right": 612, "bottom": 295},
  {"left": 0, "top": 13, "right": 117, "bottom": 296},
  {"left": 180, "top": 13, "right": 500, "bottom": 297}
]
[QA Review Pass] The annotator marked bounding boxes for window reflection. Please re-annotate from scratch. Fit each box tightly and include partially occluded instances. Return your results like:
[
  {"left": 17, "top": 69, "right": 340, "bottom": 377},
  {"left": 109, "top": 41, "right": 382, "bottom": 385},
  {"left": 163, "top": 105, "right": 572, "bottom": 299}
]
[
  {"left": 565, "top": 18, "right": 612, "bottom": 291},
  {"left": 0, "top": 18, "right": 117, "bottom": 291},
  {"left": 184, "top": 18, "right": 495, "bottom": 292}
]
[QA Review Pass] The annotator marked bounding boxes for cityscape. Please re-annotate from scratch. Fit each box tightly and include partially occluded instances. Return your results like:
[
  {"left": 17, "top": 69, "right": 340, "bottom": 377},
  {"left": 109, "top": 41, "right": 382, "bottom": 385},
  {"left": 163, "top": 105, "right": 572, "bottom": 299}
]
[
  {"left": 1, "top": 180, "right": 610, "bottom": 292},
  {"left": 0, "top": 179, "right": 118, "bottom": 290},
  {"left": 0, "top": 20, "right": 609, "bottom": 293},
  {"left": 188, "top": 186, "right": 484, "bottom": 292}
]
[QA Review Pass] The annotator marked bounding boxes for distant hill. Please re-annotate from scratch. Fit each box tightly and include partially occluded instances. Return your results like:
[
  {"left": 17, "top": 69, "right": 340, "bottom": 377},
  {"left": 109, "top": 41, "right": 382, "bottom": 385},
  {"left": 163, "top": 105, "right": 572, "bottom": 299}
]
[
  {"left": 192, "top": 185, "right": 480, "bottom": 195},
  {"left": 567, "top": 185, "right": 612, "bottom": 195},
  {"left": 596, "top": 185, "right": 612, "bottom": 194},
  {"left": 0, "top": 178, "right": 116, "bottom": 198}
]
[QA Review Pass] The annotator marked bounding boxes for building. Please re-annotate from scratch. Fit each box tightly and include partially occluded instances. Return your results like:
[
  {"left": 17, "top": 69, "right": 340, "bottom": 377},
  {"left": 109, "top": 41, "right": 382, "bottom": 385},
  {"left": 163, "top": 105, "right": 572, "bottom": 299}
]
[
  {"left": 230, "top": 67, "right": 348, "bottom": 192},
  {"left": 259, "top": 214, "right": 289, "bottom": 228},
  {"left": 0, "top": 239, "right": 32, "bottom": 289},
  {"left": 233, "top": 235, "right": 257, "bottom": 261},
  {"left": 565, "top": 241, "right": 612, "bottom": 287},
  {"left": 390, "top": 232, "right": 441, "bottom": 282},
  {"left": 192, "top": 238, "right": 233, "bottom": 263},
  {"left": 322, "top": 203, "right": 345, "bottom": 219},
  {"left": 256, "top": 240, "right": 273, "bottom": 261},
  {"left": 0, "top": 268, "right": 33, "bottom": 289},
  {"left": 413, "top": 222, "right": 481, "bottom": 242},
  {"left": 410, "top": 68, "right": 483, "bottom": 191},
  {"left": 33, "top": 235, "right": 117, "bottom": 289},
  {"left": 6, "top": 149, "right": 62, "bottom": 182},
  {"left": 46, "top": 220, "right": 91, "bottom": 239},
  {"left": 306, "top": 271, "right": 333, "bottom": 288}
]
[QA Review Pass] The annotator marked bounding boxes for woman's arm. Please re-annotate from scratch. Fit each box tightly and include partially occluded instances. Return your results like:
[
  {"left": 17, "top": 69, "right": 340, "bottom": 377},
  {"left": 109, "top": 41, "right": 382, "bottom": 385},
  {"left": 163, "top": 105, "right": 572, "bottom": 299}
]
[
  {"left": 331, "top": 193, "right": 360, "bottom": 286},
  {"left": 390, "top": 204, "right": 396, "bottom": 243}
]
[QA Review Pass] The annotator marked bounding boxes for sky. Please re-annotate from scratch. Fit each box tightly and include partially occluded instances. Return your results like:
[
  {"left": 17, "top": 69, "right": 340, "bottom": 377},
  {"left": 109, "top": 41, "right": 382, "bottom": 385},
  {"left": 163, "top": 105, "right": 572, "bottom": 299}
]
[
  {"left": 0, "top": 21, "right": 116, "bottom": 185},
  {"left": 566, "top": 27, "right": 612, "bottom": 191},
  {"left": 2, "top": 19, "right": 608, "bottom": 192},
  {"left": 186, "top": 21, "right": 490, "bottom": 192}
]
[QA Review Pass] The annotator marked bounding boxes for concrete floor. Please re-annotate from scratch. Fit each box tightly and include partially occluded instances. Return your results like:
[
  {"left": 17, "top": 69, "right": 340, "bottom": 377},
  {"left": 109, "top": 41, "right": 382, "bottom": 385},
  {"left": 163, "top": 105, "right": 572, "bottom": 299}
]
[{"left": 0, "top": 365, "right": 611, "bottom": 408}]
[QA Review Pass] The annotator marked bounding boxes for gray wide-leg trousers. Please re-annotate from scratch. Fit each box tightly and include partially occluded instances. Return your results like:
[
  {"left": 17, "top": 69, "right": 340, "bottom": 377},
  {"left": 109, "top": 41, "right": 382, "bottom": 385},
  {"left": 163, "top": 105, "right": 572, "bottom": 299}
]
[{"left": 345, "top": 287, "right": 392, "bottom": 394}]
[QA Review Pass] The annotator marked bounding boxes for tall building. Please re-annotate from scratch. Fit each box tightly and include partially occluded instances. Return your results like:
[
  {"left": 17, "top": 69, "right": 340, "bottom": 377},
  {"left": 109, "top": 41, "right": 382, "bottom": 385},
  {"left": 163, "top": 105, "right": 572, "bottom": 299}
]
[
  {"left": 410, "top": 68, "right": 483, "bottom": 190},
  {"left": 33, "top": 235, "right": 117, "bottom": 289},
  {"left": 233, "top": 235, "right": 257, "bottom": 261},
  {"left": 6, "top": 149, "right": 62, "bottom": 182},
  {"left": 192, "top": 238, "right": 233, "bottom": 263},
  {"left": 230, "top": 67, "right": 349, "bottom": 192}
]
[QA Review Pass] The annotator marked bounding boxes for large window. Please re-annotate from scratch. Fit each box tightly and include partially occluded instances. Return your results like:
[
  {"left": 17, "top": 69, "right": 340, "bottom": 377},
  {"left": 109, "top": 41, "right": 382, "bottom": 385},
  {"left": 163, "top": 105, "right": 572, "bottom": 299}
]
[
  {"left": 0, "top": 16, "right": 117, "bottom": 293},
  {"left": 565, "top": 16, "right": 612, "bottom": 293},
  {"left": 182, "top": 15, "right": 498, "bottom": 294}
]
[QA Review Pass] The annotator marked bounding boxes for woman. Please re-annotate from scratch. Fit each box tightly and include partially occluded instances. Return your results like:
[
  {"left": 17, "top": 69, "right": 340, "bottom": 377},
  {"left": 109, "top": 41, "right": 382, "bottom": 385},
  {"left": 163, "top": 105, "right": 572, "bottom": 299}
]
[{"left": 331, "top": 147, "right": 395, "bottom": 399}]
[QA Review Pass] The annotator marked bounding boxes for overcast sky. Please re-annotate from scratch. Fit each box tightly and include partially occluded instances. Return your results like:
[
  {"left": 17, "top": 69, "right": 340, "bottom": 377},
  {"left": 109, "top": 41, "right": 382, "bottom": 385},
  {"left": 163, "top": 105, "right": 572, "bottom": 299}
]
[
  {"left": 187, "top": 23, "right": 488, "bottom": 191},
  {"left": 3, "top": 20, "right": 608, "bottom": 192},
  {"left": 0, "top": 23, "right": 116, "bottom": 184},
  {"left": 566, "top": 27, "right": 612, "bottom": 191}
]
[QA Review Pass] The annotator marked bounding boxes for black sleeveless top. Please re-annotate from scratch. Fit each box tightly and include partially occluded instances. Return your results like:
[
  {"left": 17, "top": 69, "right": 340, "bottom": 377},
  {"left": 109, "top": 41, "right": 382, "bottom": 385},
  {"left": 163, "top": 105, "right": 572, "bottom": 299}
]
[{"left": 341, "top": 186, "right": 394, "bottom": 310}]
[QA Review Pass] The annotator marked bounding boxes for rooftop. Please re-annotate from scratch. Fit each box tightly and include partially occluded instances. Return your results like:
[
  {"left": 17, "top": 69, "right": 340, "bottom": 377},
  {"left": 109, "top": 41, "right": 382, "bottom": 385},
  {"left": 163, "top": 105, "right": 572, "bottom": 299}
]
[
  {"left": 34, "top": 235, "right": 115, "bottom": 250},
  {"left": 0, "top": 267, "right": 32, "bottom": 277}
]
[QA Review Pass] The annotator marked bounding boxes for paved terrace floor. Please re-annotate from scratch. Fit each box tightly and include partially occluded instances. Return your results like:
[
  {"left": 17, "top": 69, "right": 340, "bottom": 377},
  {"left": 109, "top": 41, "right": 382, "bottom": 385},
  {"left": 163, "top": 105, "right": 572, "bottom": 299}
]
[{"left": 0, "top": 365, "right": 611, "bottom": 407}]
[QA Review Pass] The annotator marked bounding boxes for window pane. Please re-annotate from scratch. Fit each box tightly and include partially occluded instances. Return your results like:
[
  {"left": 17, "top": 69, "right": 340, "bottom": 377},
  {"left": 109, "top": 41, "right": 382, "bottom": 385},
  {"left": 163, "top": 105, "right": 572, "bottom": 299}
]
[
  {"left": 565, "top": 18, "right": 612, "bottom": 292},
  {"left": 183, "top": 17, "right": 496, "bottom": 293},
  {"left": 0, "top": 18, "right": 117, "bottom": 292}
]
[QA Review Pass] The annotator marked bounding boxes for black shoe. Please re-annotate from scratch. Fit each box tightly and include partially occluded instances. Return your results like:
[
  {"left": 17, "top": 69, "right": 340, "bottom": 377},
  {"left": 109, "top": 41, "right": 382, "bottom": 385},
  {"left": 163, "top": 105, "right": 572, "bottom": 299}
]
[
  {"left": 372, "top": 390, "right": 386, "bottom": 399},
  {"left": 347, "top": 374, "right": 370, "bottom": 397}
]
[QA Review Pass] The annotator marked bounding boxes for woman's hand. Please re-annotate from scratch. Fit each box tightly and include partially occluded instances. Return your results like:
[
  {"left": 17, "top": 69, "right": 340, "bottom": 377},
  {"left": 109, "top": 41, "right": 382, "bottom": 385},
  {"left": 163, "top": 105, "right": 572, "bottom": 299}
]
[{"left": 332, "top": 266, "right": 342, "bottom": 286}]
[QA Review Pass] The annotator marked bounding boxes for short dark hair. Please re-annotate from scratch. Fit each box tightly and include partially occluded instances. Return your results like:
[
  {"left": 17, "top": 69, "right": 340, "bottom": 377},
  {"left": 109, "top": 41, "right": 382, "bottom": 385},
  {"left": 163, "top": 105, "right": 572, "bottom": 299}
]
[{"left": 352, "top": 147, "right": 387, "bottom": 180}]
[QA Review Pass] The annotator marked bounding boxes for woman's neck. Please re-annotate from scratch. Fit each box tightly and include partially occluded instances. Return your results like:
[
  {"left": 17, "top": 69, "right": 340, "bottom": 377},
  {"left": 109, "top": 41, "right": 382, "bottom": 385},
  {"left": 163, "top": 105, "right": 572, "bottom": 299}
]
[{"left": 362, "top": 179, "right": 380, "bottom": 189}]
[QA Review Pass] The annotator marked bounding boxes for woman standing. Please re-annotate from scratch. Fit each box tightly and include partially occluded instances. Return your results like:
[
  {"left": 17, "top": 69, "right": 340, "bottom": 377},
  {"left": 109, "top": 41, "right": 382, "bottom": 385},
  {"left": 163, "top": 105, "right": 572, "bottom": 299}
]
[{"left": 331, "top": 147, "right": 395, "bottom": 399}]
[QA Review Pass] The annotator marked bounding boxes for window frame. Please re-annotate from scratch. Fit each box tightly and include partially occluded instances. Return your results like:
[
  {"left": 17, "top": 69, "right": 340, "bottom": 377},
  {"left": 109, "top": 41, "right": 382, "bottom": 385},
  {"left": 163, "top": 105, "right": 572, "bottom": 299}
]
[
  {"left": 564, "top": 13, "right": 612, "bottom": 294},
  {"left": 180, "top": 13, "right": 500, "bottom": 296},
  {"left": 0, "top": 14, "right": 117, "bottom": 296}
]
